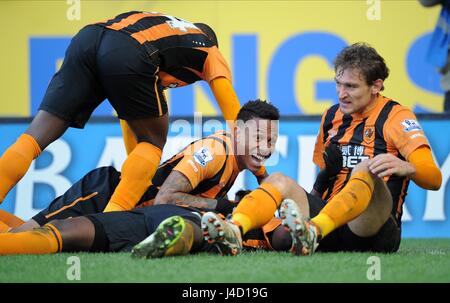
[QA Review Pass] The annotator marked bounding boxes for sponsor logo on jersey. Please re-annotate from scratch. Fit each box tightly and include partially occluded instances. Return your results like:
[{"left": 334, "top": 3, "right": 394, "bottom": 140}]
[
  {"left": 401, "top": 119, "right": 422, "bottom": 132},
  {"left": 341, "top": 144, "right": 370, "bottom": 168},
  {"left": 194, "top": 147, "right": 214, "bottom": 167}
]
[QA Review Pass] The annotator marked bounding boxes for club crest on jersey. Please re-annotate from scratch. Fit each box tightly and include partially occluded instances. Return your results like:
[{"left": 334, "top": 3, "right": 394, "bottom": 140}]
[
  {"left": 194, "top": 147, "right": 214, "bottom": 167},
  {"left": 363, "top": 126, "right": 375, "bottom": 144},
  {"left": 401, "top": 119, "right": 422, "bottom": 132}
]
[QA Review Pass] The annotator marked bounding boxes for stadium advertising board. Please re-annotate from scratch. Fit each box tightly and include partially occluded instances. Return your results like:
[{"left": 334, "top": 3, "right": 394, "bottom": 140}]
[
  {"left": 0, "top": 0, "right": 447, "bottom": 118},
  {"left": 0, "top": 116, "right": 449, "bottom": 238}
]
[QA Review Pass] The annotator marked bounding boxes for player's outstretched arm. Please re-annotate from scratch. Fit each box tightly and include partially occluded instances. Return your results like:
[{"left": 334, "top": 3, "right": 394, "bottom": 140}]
[{"left": 209, "top": 77, "right": 241, "bottom": 122}]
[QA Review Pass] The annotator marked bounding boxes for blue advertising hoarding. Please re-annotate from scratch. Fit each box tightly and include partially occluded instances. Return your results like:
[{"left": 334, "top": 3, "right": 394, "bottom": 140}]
[{"left": 0, "top": 115, "right": 449, "bottom": 238}]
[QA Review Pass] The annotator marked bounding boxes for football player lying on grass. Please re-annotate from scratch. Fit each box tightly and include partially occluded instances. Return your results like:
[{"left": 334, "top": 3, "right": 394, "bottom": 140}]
[{"left": 0, "top": 100, "right": 292, "bottom": 257}]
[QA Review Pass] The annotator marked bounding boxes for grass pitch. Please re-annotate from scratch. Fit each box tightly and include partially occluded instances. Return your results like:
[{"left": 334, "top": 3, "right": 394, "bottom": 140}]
[{"left": 1, "top": 239, "right": 449, "bottom": 283}]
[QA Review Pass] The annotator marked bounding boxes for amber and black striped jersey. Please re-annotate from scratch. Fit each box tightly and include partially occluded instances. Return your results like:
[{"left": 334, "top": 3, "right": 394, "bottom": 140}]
[
  {"left": 95, "top": 11, "right": 232, "bottom": 89},
  {"left": 313, "top": 95, "right": 430, "bottom": 224},
  {"left": 151, "top": 131, "right": 239, "bottom": 200}
]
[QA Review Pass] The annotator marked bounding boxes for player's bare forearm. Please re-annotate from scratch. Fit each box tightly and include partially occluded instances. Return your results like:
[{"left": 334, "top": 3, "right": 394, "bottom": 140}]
[
  {"left": 162, "top": 192, "right": 218, "bottom": 209},
  {"left": 154, "top": 171, "right": 218, "bottom": 209}
]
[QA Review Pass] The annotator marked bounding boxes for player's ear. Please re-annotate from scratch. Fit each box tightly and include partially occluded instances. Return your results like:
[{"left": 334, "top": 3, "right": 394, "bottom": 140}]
[{"left": 371, "top": 79, "right": 383, "bottom": 94}]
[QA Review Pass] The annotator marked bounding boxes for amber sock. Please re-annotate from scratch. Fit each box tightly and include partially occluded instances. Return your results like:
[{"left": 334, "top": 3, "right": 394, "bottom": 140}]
[
  {"left": 104, "top": 142, "right": 161, "bottom": 212},
  {"left": 0, "top": 210, "right": 25, "bottom": 228},
  {"left": 0, "top": 221, "right": 11, "bottom": 233},
  {"left": 0, "top": 223, "right": 62, "bottom": 255},
  {"left": 232, "top": 182, "right": 283, "bottom": 235},
  {"left": 0, "top": 134, "right": 41, "bottom": 203},
  {"left": 311, "top": 171, "right": 374, "bottom": 237},
  {"left": 119, "top": 119, "right": 137, "bottom": 155}
]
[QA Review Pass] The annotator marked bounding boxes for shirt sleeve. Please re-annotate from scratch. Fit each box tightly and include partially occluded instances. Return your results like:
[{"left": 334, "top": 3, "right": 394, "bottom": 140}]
[
  {"left": 384, "top": 107, "right": 430, "bottom": 159},
  {"left": 313, "top": 112, "right": 327, "bottom": 169},
  {"left": 173, "top": 138, "right": 227, "bottom": 189},
  {"left": 408, "top": 146, "right": 442, "bottom": 190},
  {"left": 203, "top": 46, "right": 232, "bottom": 83},
  {"left": 209, "top": 77, "right": 241, "bottom": 121}
]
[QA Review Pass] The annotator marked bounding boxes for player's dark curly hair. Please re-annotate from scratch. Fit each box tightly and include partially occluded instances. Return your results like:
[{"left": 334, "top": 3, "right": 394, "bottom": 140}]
[
  {"left": 194, "top": 23, "right": 219, "bottom": 47},
  {"left": 236, "top": 99, "right": 280, "bottom": 122},
  {"left": 334, "top": 42, "right": 390, "bottom": 90}
]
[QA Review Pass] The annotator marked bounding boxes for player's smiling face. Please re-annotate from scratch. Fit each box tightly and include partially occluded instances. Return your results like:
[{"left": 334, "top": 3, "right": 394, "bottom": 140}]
[
  {"left": 234, "top": 118, "right": 278, "bottom": 173},
  {"left": 335, "top": 67, "right": 383, "bottom": 115}
]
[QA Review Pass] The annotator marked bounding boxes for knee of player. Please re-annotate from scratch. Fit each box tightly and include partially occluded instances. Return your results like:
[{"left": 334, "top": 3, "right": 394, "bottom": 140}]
[
  {"left": 351, "top": 159, "right": 371, "bottom": 175},
  {"left": 264, "top": 172, "right": 292, "bottom": 196}
]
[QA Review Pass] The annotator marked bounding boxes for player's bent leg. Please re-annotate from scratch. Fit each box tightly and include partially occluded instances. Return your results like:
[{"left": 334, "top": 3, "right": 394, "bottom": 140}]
[
  {"left": 25, "top": 110, "right": 71, "bottom": 150},
  {"left": 263, "top": 173, "right": 310, "bottom": 216},
  {"left": 0, "top": 224, "right": 62, "bottom": 255},
  {"left": 201, "top": 212, "right": 243, "bottom": 256},
  {"left": 0, "top": 210, "right": 26, "bottom": 233},
  {"left": 308, "top": 160, "right": 375, "bottom": 241},
  {"left": 105, "top": 115, "right": 168, "bottom": 212},
  {"left": 49, "top": 217, "right": 96, "bottom": 252},
  {"left": 125, "top": 114, "right": 169, "bottom": 150},
  {"left": 280, "top": 199, "right": 320, "bottom": 256},
  {"left": 9, "top": 167, "right": 121, "bottom": 233},
  {"left": 0, "top": 210, "right": 25, "bottom": 228},
  {"left": 346, "top": 171, "right": 392, "bottom": 238},
  {"left": 9, "top": 219, "right": 40, "bottom": 233},
  {"left": 0, "top": 221, "right": 10, "bottom": 233},
  {"left": 0, "top": 216, "right": 94, "bottom": 255},
  {"left": 38, "top": 166, "right": 122, "bottom": 220},
  {"left": 231, "top": 172, "right": 308, "bottom": 236},
  {"left": 132, "top": 216, "right": 196, "bottom": 259},
  {"left": 0, "top": 111, "right": 69, "bottom": 204}
]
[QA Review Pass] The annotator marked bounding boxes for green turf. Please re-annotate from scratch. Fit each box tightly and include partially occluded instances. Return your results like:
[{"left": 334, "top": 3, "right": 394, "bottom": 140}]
[{"left": 1, "top": 239, "right": 449, "bottom": 282}]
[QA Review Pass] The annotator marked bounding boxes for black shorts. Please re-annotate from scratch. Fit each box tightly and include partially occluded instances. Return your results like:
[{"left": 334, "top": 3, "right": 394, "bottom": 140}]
[
  {"left": 39, "top": 24, "right": 167, "bottom": 128},
  {"left": 85, "top": 204, "right": 203, "bottom": 252},
  {"left": 32, "top": 166, "right": 159, "bottom": 225},
  {"left": 306, "top": 193, "right": 401, "bottom": 253}
]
